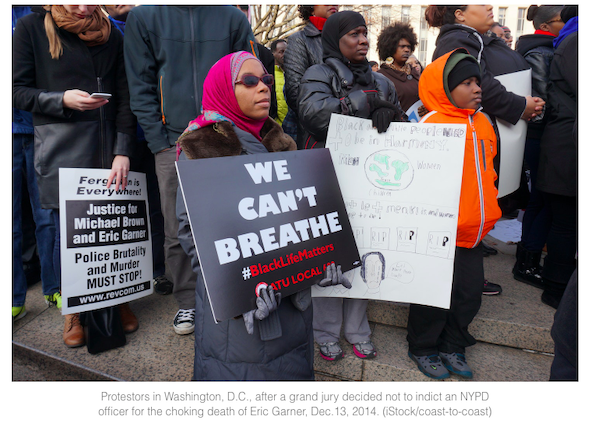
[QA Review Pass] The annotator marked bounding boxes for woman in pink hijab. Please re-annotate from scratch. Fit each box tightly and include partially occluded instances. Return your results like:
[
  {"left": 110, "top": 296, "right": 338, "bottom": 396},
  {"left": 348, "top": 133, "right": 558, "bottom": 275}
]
[{"left": 176, "top": 51, "right": 318, "bottom": 381}]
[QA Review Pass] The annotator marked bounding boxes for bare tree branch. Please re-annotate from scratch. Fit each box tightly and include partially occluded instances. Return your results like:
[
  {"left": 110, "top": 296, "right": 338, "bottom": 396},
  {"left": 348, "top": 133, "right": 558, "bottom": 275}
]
[{"left": 250, "top": 5, "right": 305, "bottom": 46}]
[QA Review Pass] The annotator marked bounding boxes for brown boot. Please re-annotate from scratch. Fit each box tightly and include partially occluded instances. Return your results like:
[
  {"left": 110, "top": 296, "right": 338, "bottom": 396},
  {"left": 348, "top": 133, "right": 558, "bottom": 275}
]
[
  {"left": 63, "top": 313, "right": 85, "bottom": 348},
  {"left": 119, "top": 303, "right": 139, "bottom": 334}
]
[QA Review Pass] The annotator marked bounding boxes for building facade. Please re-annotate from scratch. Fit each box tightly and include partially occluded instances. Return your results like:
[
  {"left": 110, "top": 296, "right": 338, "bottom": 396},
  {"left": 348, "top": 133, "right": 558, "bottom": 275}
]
[{"left": 341, "top": 4, "right": 534, "bottom": 66}]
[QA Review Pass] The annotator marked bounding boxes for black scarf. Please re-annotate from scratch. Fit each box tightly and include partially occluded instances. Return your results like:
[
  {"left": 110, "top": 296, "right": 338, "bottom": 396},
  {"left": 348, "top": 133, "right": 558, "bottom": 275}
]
[{"left": 322, "top": 11, "right": 372, "bottom": 86}]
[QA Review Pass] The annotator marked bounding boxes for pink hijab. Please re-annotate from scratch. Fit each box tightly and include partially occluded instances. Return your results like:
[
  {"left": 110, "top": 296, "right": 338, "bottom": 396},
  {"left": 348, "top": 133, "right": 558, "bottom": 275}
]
[{"left": 178, "top": 51, "right": 268, "bottom": 156}]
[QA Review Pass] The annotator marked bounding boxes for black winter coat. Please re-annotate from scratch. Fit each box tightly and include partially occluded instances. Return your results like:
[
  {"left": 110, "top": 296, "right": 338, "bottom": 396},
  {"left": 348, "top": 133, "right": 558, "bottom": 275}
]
[
  {"left": 298, "top": 58, "right": 405, "bottom": 149},
  {"left": 433, "top": 24, "right": 530, "bottom": 125},
  {"left": 537, "top": 32, "right": 578, "bottom": 197},
  {"left": 176, "top": 119, "right": 315, "bottom": 381},
  {"left": 516, "top": 34, "right": 556, "bottom": 140},
  {"left": 283, "top": 22, "right": 325, "bottom": 149},
  {"left": 284, "top": 22, "right": 323, "bottom": 113},
  {"left": 13, "top": 8, "right": 136, "bottom": 209}
]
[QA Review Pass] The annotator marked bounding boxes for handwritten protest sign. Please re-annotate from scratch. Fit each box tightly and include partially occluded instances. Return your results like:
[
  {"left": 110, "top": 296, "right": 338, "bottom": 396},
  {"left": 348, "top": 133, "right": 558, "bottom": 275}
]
[
  {"left": 176, "top": 149, "right": 360, "bottom": 322},
  {"left": 59, "top": 169, "right": 153, "bottom": 315},
  {"left": 315, "top": 115, "right": 466, "bottom": 309}
]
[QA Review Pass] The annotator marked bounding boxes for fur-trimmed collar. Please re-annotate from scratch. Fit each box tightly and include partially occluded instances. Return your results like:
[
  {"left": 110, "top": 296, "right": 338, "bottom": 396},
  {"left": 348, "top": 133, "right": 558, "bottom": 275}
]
[{"left": 177, "top": 117, "right": 296, "bottom": 160}]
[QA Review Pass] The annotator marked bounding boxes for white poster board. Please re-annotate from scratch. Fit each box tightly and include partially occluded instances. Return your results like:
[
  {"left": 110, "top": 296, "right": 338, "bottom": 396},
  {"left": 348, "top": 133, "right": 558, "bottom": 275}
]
[
  {"left": 313, "top": 115, "right": 466, "bottom": 309},
  {"left": 59, "top": 169, "right": 153, "bottom": 315},
  {"left": 491, "top": 69, "right": 531, "bottom": 198}
]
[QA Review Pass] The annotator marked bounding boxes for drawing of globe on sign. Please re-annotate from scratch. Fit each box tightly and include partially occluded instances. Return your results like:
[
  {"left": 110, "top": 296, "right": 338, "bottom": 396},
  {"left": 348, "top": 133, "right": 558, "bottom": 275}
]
[{"left": 364, "top": 149, "right": 414, "bottom": 191}]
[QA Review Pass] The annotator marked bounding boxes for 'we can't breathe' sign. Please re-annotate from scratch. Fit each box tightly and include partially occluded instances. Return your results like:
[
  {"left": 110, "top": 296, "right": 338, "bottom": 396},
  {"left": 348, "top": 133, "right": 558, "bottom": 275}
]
[{"left": 176, "top": 149, "right": 360, "bottom": 322}]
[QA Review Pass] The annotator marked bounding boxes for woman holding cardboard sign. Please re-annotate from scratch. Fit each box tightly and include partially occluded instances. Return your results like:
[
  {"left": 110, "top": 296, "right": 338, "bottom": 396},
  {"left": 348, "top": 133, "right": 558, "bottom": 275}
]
[
  {"left": 13, "top": 5, "right": 137, "bottom": 347},
  {"left": 176, "top": 51, "right": 351, "bottom": 380},
  {"left": 297, "top": 11, "right": 407, "bottom": 362}
]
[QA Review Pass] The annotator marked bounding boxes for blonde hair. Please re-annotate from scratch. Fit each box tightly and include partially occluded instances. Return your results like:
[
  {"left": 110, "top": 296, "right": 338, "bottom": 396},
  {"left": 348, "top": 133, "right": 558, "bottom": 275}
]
[{"left": 43, "top": 6, "right": 63, "bottom": 59}]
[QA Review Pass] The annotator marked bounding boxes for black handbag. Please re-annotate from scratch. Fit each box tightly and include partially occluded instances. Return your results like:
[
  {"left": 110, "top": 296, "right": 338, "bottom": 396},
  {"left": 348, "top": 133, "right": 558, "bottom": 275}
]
[{"left": 80, "top": 306, "right": 126, "bottom": 354}]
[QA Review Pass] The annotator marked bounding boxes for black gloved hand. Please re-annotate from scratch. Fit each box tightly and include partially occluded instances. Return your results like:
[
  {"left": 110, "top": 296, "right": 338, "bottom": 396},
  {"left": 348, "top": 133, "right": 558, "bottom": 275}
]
[
  {"left": 318, "top": 263, "right": 352, "bottom": 289},
  {"left": 367, "top": 96, "right": 399, "bottom": 133}
]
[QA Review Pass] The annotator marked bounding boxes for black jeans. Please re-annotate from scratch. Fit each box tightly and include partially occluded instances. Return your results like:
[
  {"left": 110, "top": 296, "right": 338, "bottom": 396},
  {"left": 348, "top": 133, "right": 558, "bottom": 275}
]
[
  {"left": 407, "top": 244, "right": 484, "bottom": 356},
  {"left": 541, "top": 192, "right": 577, "bottom": 291},
  {"left": 521, "top": 137, "right": 551, "bottom": 251}
]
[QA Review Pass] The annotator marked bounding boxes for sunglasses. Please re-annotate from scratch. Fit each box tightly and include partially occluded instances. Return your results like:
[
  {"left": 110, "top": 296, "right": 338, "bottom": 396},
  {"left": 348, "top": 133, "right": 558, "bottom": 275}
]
[{"left": 235, "top": 74, "right": 274, "bottom": 87}]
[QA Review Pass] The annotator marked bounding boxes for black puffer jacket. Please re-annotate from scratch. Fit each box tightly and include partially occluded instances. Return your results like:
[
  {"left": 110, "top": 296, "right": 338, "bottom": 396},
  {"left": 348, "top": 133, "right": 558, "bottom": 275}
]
[
  {"left": 176, "top": 119, "right": 315, "bottom": 381},
  {"left": 433, "top": 24, "right": 530, "bottom": 125},
  {"left": 298, "top": 58, "right": 405, "bottom": 149},
  {"left": 537, "top": 32, "right": 578, "bottom": 197},
  {"left": 516, "top": 33, "right": 555, "bottom": 139},
  {"left": 12, "top": 7, "right": 136, "bottom": 209}
]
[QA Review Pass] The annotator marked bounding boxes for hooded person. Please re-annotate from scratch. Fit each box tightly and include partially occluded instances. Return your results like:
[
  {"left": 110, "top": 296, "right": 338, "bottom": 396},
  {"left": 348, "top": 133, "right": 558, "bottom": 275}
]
[
  {"left": 176, "top": 51, "right": 318, "bottom": 381},
  {"left": 406, "top": 48, "right": 501, "bottom": 380}
]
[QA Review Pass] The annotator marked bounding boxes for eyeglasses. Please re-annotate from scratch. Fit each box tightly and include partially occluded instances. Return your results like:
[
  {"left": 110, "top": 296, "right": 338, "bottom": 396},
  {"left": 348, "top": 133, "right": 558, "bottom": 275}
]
[
  {"left": 545, "top": 18, "right": 563, "bottom": 25},
  {"left": 235, "top": 74, "right": 274, "bottom": 88}
]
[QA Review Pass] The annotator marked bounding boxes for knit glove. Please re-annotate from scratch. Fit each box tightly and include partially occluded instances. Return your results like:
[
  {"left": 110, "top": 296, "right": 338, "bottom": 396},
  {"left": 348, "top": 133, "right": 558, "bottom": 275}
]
[
  {"left": 318, "top": 263, "right": 352, "bottom": 289},
  {"left": 368, "top": 96, "right": 399, "bottom": 133},
  {"left": 243, "top": 284, "right": 282, "bottom": 335}
]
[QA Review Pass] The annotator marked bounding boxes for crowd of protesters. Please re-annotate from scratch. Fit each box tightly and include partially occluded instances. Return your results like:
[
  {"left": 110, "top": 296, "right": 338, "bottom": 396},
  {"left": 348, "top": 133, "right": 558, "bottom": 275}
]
[{"left": 13, "top": 5, "right": 577, "bottom": 381}]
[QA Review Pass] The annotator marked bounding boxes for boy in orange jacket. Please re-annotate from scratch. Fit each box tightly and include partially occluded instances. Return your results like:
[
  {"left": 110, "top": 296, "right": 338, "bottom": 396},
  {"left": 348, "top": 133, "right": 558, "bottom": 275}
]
[{"left": 407, "top": 48, "right": 502, "bottom": 380}]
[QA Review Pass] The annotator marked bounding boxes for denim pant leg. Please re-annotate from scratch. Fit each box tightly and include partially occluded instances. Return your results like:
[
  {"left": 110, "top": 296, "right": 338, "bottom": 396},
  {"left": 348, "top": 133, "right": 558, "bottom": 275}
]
[
  {"left": 13, "top": 134, "right": 27, "bottom": 307},
  {"left": 24, "top": 136, "right": 59, "bottom": 296},
  {"left": 154, "top": 148, "right": 196, "bottom": 309},
  {"left": 52, "top": 209, "right": 61, "bottom": 285}
]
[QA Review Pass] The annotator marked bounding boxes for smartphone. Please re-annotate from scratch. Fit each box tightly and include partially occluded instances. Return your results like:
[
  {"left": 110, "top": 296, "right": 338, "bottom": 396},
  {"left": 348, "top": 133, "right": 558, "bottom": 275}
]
[{"left": 90, "top": 92, "right": 112, "bottom": 99}]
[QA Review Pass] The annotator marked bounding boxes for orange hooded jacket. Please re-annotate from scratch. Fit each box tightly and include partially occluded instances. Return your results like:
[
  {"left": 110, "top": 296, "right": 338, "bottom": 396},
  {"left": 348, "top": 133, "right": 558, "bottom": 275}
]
[{"left": 419, "top": 49, "right": 501, "bottom": 249}]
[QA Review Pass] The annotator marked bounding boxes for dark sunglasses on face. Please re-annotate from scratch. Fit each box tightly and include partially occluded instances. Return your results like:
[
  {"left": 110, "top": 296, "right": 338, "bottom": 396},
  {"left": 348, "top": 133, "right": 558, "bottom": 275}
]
[{"left": 235, "top": 74, "right": 274, "bottom": 87}]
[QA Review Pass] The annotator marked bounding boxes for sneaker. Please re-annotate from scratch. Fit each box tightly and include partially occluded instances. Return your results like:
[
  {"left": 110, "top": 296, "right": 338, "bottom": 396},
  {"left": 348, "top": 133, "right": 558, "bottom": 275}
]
[
  {"left": 439, "top": 352, "right": 473, "bottom": 379},
  {"left": 173, "top": 309, "right": 195, "bottom": 335},
  {"left": 319, "top": 341, "right": 344, "bottom": 361},
  {"left": 12, "top": 306, "right": 26, "bottom": 322},
  {"left": 483, "top": 279, "right": 502, "bottom": 296},
  {"left": 408, "top": 351, "right": 450, "bottom": 380},
  {"left": 44, "top": 292, "right": 62, "bottom": 309},
  {"left": 153, "top": 275, "right": 173, "bottom": 295},
  {"left": 352, "top": 341, "right": 377, "bottom": 359}
]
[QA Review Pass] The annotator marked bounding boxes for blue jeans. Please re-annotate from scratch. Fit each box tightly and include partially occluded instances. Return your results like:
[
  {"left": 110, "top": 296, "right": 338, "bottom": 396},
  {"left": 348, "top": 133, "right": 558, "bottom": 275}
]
[{"left": 13, "top": 133, "right": 58, "bottom": 307}]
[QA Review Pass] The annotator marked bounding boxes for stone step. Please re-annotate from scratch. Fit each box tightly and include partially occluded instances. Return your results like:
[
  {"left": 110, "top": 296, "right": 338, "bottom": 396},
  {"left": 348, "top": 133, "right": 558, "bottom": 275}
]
[
  {"left": 367, "top": 241, "right": 554, "bottom": 354},
  {"left": 12, "top": 282, "right": 194, "bottom": 382},
  {"left": 13, "top": 235, "right": 555, "bottom": 382}
]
